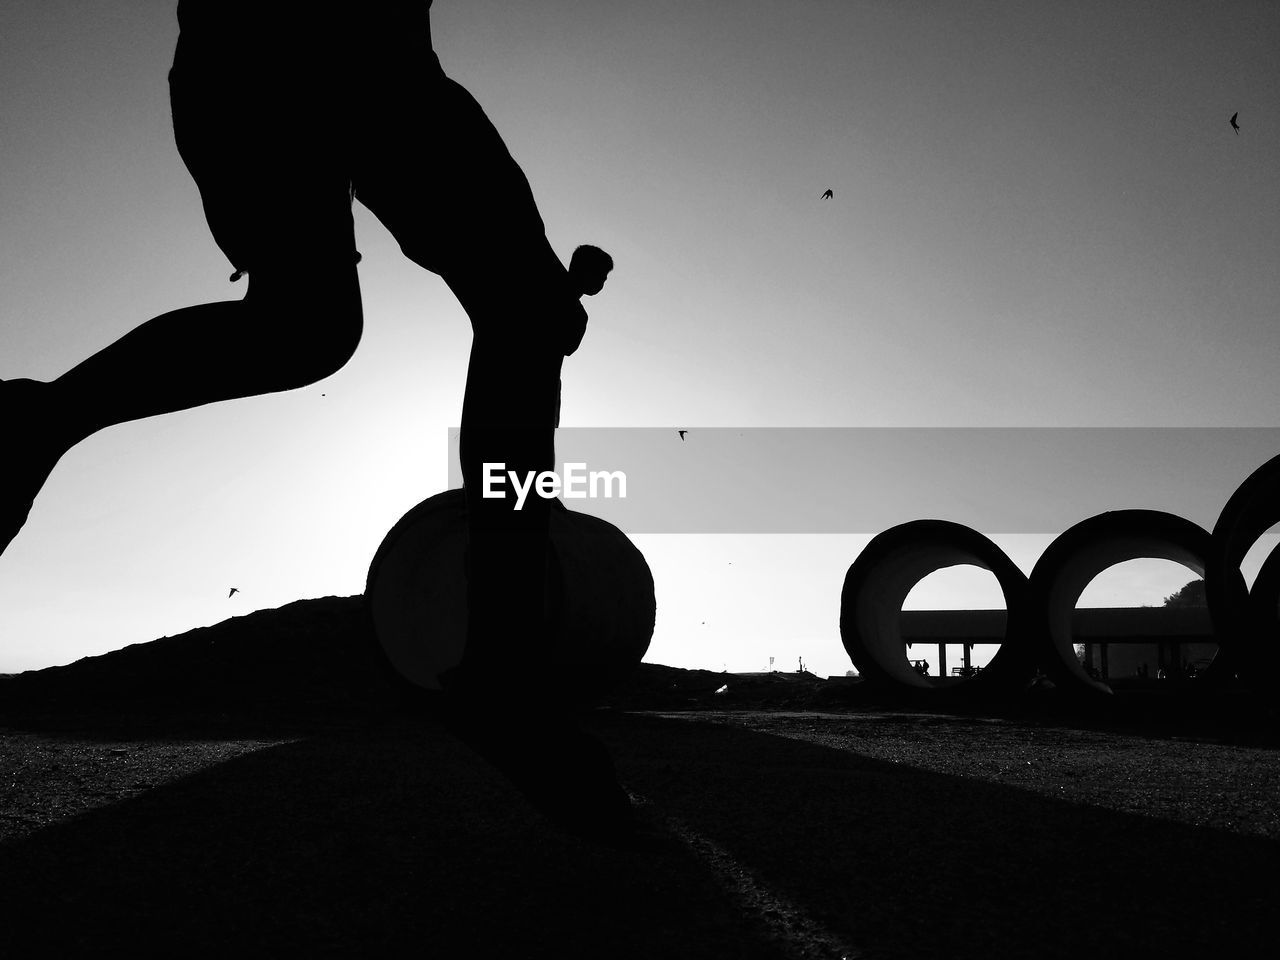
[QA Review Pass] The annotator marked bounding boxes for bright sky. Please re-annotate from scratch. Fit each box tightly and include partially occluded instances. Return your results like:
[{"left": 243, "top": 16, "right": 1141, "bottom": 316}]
[{"left": 1, "top": 1, "right": 1278, "bottom": 677}]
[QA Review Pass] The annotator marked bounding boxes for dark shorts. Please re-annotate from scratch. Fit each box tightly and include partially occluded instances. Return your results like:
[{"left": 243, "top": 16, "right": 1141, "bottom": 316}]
[
  {"left": 168, "top": 0, "right": 561, "bottom": 297},
  {"left": 169, "top": 0, "right": 583, "bottom": 441},
  {"left": 169, "top": 3, "right": 374, "bottom": 276}
]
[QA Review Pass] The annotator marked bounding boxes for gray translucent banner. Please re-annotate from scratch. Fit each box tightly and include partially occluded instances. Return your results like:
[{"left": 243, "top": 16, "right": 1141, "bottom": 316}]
[{"left": 446, "top": 428, "right": 1280, "bottom": 534}]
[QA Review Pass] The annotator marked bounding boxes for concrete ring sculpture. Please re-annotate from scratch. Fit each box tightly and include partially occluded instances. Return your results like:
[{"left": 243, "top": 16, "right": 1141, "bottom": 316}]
[
  {"left": 365, "top": 488, "right": 656, "bottom": 703},
  {"left": 1242, "top": 540, "right": 1280, "bottom": 675},
  {"left": 1027, "top": 509, "right": 1247, "bottom": 695},
  {"left": 1208, "top": 453, "right": 1280, "bottom": 682},
  {"left": 839, "top": 519, "right": 1035, "bottom": 696},
  {"left": 1249, "top": 543, "right": 1280, "bottom": 622}
]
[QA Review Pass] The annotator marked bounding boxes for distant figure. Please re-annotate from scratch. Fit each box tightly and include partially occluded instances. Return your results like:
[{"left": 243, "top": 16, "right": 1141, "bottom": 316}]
[
  {"left": 820, "top": 189, "right": 834, "bottom": 199},
  {"left": 1230, "top": 111, "right": 1240, "bottom": 135},
  {"left": 553, "top": 245, "right": 613, "bottom": 427},
  {"left": 1, "top": 0, "right": 633, "bottom": 843},
  {"left": 228, "top": 587, "right": 239, "bottom": 598},
  {"left": 568, "top": 245, "right": 613, "bottom": 296}
]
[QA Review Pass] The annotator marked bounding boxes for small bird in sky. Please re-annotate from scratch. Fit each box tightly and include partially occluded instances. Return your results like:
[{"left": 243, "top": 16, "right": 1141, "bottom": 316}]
[
  {"left": 820, "top": 189, "right": 834, "bottom": 199},
  {"left": 228, "top": 587, "right": 239, "bottom": 598},
  {"left": 678, "top": 429, "right": 688, "bottom": 441},
  {"left": 1230, "top": 111, "right": 1240, "bottom": 135}
]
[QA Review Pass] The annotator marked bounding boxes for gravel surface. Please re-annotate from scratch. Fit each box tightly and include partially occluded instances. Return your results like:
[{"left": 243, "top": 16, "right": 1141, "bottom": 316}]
[
  {"left": 0, "top": 733, "right": 292, "bottom": 845},
  {"left": 669, "top": 711, "right": 1280, "bottom": 840},
  {"left": 4, "top": 711, "right": 1277, "bottom": 848},
  {"left": 0, "top": 721, "right": 796, "bottom": 959},
  {"left": 2, "top": 711, "right": 1278, "bottom": 959}
]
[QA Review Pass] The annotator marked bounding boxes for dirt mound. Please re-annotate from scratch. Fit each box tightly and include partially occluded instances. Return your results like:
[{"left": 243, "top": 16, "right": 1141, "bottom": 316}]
[{"left": 0, "top": 596, "right": 398, "bottom": 727}]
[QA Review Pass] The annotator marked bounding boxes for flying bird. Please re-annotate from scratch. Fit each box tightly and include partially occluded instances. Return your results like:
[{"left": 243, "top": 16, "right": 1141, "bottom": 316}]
[
  {"left": 1230, "top": 111, "right": 1240, "bottom": 134},
  {"left": 228, "top": 587, "right": 239, "bottom": 598},
  {"left": 678, "top": 429, "right": 688, "bottom": 441},
  {"left": 820, "top": 189, "right": 834, "bottom": 199}
]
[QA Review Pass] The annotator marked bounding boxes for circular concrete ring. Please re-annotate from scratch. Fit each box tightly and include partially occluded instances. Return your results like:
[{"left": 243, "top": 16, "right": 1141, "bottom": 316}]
[
  {"left": 1208, "top": 453, "right": 1280, "bottom": 681},
  {"left": 366, "top": 489, "right": 655, "bottom": 702},
  {"left": 1250, "top": 542, "right": 1280, "bottom": 620},
  {"left": 840, "top": 520, "right": 1034, "bottom": 696},
  {"left": 1244, "top": 541, "right": 1280, "bottom": 673},
  {"left": 1027, "top": 510, "right": 1243, "bottom": 694}
]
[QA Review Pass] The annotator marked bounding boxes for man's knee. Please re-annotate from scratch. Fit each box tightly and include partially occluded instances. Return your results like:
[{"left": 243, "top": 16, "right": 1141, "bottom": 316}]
[
  {"left": 246, "top": 267, "right": 363, "bottom": 381},
  {"left": 293, "top": 294, "right": 362, "bottom": 380},
  {"left": 309, "top": 307, "right": 363, "bottom": 379}
]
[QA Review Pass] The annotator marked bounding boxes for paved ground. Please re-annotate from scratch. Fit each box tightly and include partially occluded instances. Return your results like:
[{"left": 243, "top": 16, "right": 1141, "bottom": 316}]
[{"left": 1, "top": 710, "right": 1277, "bottom": 958}]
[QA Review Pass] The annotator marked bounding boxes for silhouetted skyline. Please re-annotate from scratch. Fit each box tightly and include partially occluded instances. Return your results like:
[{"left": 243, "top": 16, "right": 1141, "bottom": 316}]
[{"left": 1, "top": 1, "right": 1276, "bottom": 678}]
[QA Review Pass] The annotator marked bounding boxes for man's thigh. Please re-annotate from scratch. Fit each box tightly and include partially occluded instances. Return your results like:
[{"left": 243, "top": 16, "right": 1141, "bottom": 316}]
[
  {"left": 169, "top": 17, "right": 360, "bottom": 278},
  {"left": 352, "top": 76, "right": 550, "bottom": 277}
]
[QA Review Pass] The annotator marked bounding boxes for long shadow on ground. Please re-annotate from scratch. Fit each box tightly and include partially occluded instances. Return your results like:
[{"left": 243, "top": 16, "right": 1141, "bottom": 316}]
[
  {"left": 0, "top": 718, "right": 781, "bottom": 959},
  {"left": 2, "top": 712, "right": 1276, "bottom": 959},
  {"left": 595, "top": 713, "right": 1279, "bottom": 960}
]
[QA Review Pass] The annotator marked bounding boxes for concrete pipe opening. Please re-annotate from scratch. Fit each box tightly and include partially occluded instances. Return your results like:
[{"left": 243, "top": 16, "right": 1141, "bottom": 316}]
[
  {"left": 1245, "top": 541, "right": 1280, "bottom": 674},
  {"left": 1027, "top": 510, "right": 1244, "bottom": 695},
  {"left": 365, "top": 489, "right": 656, "bottom": 703},
  {"left": 1209, "top": 454, "right": 1280, "bottom": 682},
  {"left": 1251, "top": 542, "right": 1280, "bottom": 619},
  {"left": 839, "top": 520, "right": 1033, "bottom": 697}
]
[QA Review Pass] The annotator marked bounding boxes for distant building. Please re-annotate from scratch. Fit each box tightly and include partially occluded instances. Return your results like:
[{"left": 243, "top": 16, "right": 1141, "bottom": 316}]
[{"left": 900, "top": 607, "right": 1218, "bottom": 680}]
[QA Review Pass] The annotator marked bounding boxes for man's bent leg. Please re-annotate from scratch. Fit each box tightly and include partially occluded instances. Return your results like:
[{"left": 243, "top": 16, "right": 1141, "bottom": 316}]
[
  {"left": 355, "top": 76, "right": 580, "bottom": 690},
  {"left": 350, "top": 45, "right": 634, "bottom": 839},
  {"left": 455, "top": 329, "right": 562, "bottom": 691}
]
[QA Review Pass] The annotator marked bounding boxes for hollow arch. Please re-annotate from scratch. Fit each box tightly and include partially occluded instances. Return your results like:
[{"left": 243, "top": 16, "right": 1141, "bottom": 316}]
[
  {"left": 1208, "top": 453, "right": 1280, "bottom": 681},
  {"left": 1028, "top": 510, "right": 1245, "bottom": 694},
  {"left": 839, "top": 520, "right": 1034, "bottom": 696},
  {"left": 366, "top": 489, "right": 655, "bottom": 703}
]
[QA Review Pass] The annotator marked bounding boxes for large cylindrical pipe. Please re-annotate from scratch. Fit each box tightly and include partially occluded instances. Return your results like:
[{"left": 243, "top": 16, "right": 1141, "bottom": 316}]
[
  {"left": 839, "top": 520, "right": 1035, "bottom": 696},
  {"left": 1027, "top": 510, "right": 1245, "bottom": 694},
  {"left": 1208, "top": 453, "right": 1280, "bottom": 682},
  {"left": 1244, "top": 541, "right": 1280, "bottom": 674},
  {"left": 366, "top": 489, "right": 655, "bottom": 702},
  {"left": 1250, "top": 543, "right": 1280, "bottom": 619}
]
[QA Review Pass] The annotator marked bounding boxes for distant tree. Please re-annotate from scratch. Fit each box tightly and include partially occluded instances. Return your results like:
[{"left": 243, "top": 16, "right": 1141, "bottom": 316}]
[{"left": 1163, "top": 579, "right": 1206, "bottom": 607}]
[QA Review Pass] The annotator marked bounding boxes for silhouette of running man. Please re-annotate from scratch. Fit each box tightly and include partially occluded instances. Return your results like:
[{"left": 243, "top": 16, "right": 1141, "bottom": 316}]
[{"left": 1, "top": 1, "right": 633, "bottom": 841}]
